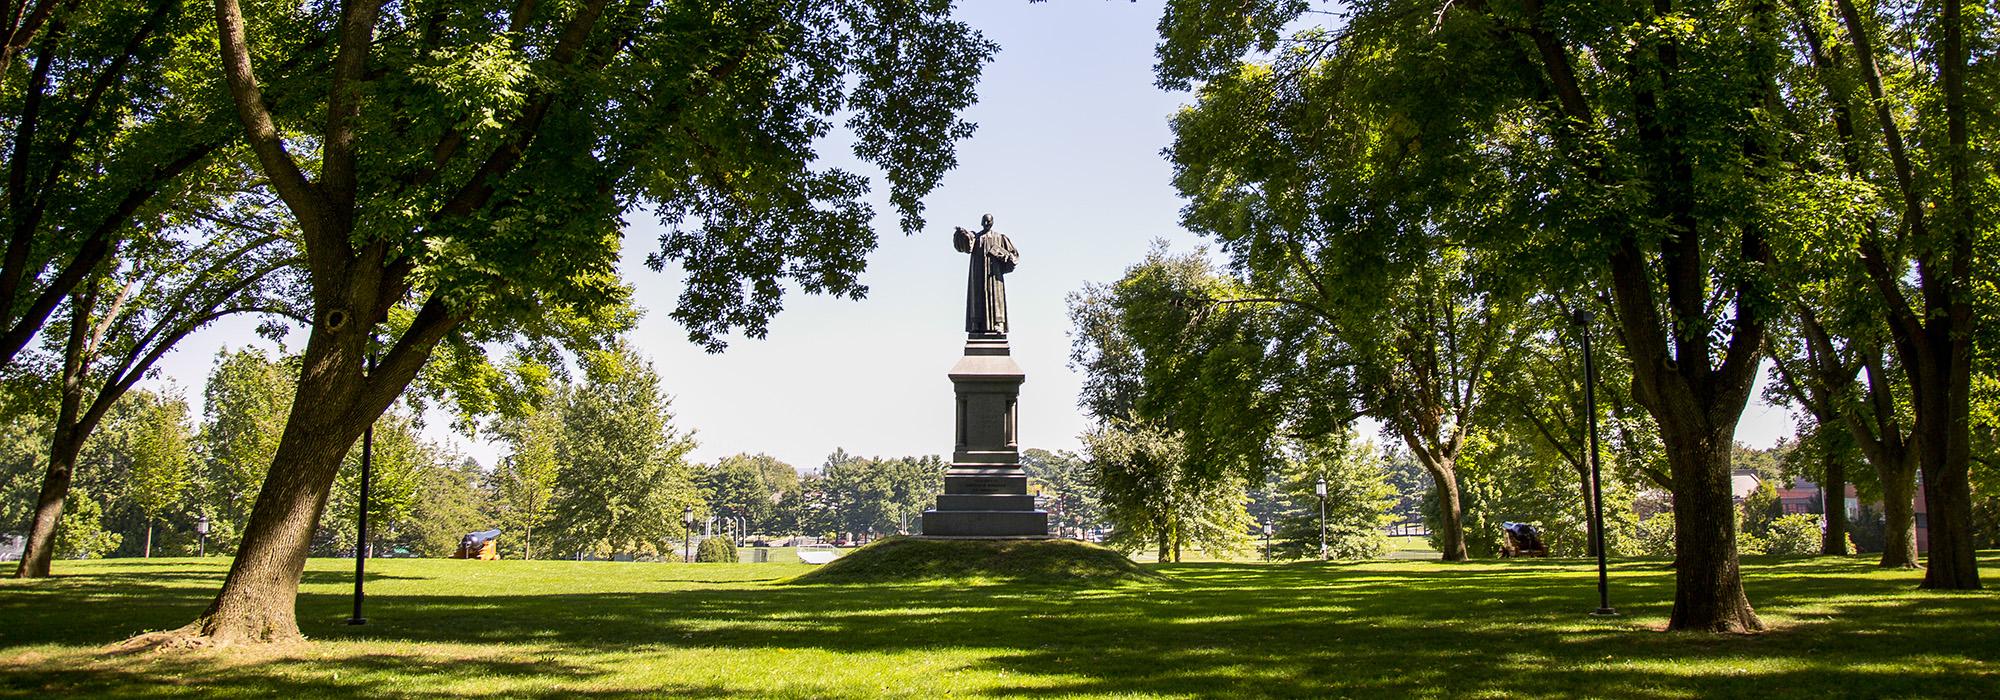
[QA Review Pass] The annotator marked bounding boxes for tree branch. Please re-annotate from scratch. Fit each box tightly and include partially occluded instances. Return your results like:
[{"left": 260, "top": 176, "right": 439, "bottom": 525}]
[
  {"left": 359, "top": 291, "right": 473, "bottom": 421},
  {"left": 0, "top": 140, "right": 220, "bottom": 367},
  {"left": 214, "top": 0, "right": 326, "bottom": 239},
  {"left": 431, "top": 0, "right": 612, "bottom": 221},
  {"left": 320, "top": 0, "right": 388, "bottom": 220}
]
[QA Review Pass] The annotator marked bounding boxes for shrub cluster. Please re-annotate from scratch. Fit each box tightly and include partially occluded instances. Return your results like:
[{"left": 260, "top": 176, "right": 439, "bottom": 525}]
[
  {"left": 695, "top": 537, "right": 738, "bottom": 563},
  {"left": 1754, "top": 513, "right": 1823, "bottom": 556}
]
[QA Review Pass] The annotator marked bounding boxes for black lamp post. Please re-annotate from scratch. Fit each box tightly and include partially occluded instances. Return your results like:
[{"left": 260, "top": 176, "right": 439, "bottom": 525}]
[
  {"left": 1262, "top": 521, "right": 1272, "bottom": 562},
  {"left": 683, "top": 505, "right": 696, "bottom": 563},
  {"left": 1315, "top": 475, "right": 1328, "bottom": 561},
  {"left": 349, "top": 354, "right": 377, "bottom": 626},
  {"left": 195, "top": 514, "right": 210, "bottom": 557},
  {"left": 1573, "top": 309, "right": 1616, "bottom": 617}
]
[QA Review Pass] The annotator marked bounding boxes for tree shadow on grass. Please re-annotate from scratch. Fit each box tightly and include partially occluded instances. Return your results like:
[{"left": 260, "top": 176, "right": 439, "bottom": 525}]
[
  {"left": 298, "top": 570, "right": 431, "bottom": 585},
  {"left": 0, "top": 650, "right": 748, "bottom": 699},
  {"left": 0, "top": 554, "right": 1994, "bottom": 698}
]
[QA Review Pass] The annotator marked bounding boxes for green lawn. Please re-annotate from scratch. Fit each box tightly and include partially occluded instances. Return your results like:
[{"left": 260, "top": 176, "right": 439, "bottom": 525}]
[{"left": 1, "top": 553, "right": 1995, "bottom": 698}]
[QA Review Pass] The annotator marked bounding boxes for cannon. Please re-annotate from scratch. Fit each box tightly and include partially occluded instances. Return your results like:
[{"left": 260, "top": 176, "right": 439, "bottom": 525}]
[
  {"left": 455, "top": 529, "right": 502, "bottom": 560},
  {"left": 1499, "top": 521, "right": 1549, "bottom": 558}
]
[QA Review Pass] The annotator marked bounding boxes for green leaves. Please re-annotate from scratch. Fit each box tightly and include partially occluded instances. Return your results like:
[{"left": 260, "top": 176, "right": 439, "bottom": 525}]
[
  {"left": 407, "top": 36, "right": 532, "bottom": 136},
  {"left": 1069, "top": 246, "right": 1296, "bottom": 483},
  {"left": 192, "top": 347, "right": 293, "bottom": 552},
  {"left": 1, "top": 0, "right": 249, "bottom": 369},
  {"left": 806, "top": 451, "right": 943, "bottom": 537},
  {"left": 122, "top": 391, "right": 195, "bottom": 521},
  {"left": 1021, "top": 448, "right": 1102, "bottom": 538},
  {"left": 1267, "top": 430, "right": 1396, "bottom": 561},
  {"left": 541, "top": 342, "right": 699, "bottom": 558},
  {"left": 1082, "top": 418, "right": 1252, "bottom": 560},
  {"left": 1154, "top": 0, "right": 1310, "bottom": 91},
  {"left": 697, "top": 452, "right": 798, "bottom": 534}
]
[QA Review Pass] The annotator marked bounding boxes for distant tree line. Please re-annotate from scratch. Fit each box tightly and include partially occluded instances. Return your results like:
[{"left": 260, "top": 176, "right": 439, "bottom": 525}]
[{"left": 1, "top": 341, "right": 1004, "bottom": 560}]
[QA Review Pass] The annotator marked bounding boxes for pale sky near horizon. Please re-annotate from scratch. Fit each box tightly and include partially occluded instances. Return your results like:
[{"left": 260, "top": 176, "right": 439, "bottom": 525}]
[{"left": 137, "top": 1, "right": 1799, "bottom": 473}]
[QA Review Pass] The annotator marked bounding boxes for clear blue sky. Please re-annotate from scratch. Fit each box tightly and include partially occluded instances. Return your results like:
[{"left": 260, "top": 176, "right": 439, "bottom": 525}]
[{"left": 142, "top": 1, "right": 1796, "bottom": 472}]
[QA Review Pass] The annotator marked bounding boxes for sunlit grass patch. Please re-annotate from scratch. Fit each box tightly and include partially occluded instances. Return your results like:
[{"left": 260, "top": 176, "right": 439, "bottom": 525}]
[{"left": 0, "top": 553, "right": 1994, "bottom": 697}]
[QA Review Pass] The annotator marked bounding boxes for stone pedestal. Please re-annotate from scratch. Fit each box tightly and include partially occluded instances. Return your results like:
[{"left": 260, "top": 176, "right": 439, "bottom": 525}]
[{"left": 921, "top": 335, "right": 1049, "bottom": 538}]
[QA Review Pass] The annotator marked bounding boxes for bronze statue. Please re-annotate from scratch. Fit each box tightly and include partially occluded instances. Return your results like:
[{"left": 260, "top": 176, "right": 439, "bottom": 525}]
[{"left": 954, "top": 214, "right": 1019, "bottom": 337}]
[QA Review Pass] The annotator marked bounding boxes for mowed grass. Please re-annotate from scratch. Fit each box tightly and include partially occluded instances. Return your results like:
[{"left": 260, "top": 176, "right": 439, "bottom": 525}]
[{"left": 0, "top": 552, "right": 1995, "bottom": 698}]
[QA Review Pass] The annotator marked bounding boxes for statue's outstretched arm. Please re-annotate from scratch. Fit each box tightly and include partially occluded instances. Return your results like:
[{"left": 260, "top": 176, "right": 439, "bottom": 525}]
[{"left": 952, "top": 226, "right": 973, "bottom": 253}]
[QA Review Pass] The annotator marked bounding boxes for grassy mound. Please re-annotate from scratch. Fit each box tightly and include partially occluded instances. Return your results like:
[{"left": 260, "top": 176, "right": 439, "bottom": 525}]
[{"left": 787, "top": 536, "right": 1162, "bottom": 586}]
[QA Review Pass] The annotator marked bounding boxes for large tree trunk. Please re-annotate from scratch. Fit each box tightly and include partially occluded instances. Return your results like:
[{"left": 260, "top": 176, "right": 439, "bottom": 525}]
[
  {"left": 1918, "top": 0, "right": 1979, "bottom": 592},
  {"left": 1430, "top": 461, "right": 1468, "bottom": 561},
  {"left": 1916, "top": 376, "right": 1979, "bottom": 587},
  {"left": 1821, "top": 448, "right": 1848, "bottom": 556},
  {"left": 14, "top": 289, "right": 95, "bottom": 579},
  {"left": 13, "top": 425, "right": 83, "bottom": 578},
  {"left": 181, "top": 398, "right": 364, "bottom": 643},
  {"left": 1665, "top": 431, "right": 1763, "bottom": 633},
  {"left": 140, "top": 319, "right": 377, "bottom": 645},
  {"left": 1879, "top": 465, "right": 1920, "bottom": 568}
]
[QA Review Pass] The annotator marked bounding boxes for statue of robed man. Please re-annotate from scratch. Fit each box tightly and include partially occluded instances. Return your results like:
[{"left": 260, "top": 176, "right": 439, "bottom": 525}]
[{"left": 953, "top": 214, "right": 1019, "bottom": 337}]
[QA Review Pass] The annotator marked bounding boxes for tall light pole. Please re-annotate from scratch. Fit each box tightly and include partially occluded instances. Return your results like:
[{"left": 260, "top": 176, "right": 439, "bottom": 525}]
[
  {"left": 195, "top": 514, "right": 209, "bottom": 557},
  {"left": 683, "top": 505, "right": 696, "bottom": 563},
  {"left": 349, "top": 354, "right": 376, "bottom": 627},
  {"left": 1316, "top": 475, "right": 1328, "bottom": 561},
  {"left": 1573, "top": 310, "right": 1616, "bottom": 617}
]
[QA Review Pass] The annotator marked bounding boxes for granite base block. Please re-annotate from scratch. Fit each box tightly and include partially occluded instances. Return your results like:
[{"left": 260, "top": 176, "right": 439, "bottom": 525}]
[{"left": 921, "top": 509, "right": 1050, "bottom": 538}]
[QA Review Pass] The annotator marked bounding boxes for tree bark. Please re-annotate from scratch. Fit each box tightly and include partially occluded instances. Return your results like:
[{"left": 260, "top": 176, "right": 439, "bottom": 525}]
[
  {"left": 1429, "top": 463, "right": 1468, "bottom": 561},
  {"left": 1916, "top": 375, "right": 1979, "bottom": 587},
  {"left": 14, "top": 422, "right": 83, "bottom": 578},
  {"left": 1665, "top": 431, "right": 1763, "bottom": 633},
  {"left": 1916, "top": 0, "right": 1979, "bottom": 592},
  {"left": 1392, "top": 419, "right": 1472, "bottom": 562},
  {"left": 174, "top": 351, "right": 371, "bottom": 644},
  {"left": 14, "top": 282, "right": 96, "bottom": 578},
  {"left": 1841, "top": 343, "right": 1919, "bottom": 568},
  {"left": 144, "top": 519, "right": 154, "bottom": 558},
  {"left": 1616, "top": 17, "right": 1767, "bottom": 631},
  {"left": 1879, "top": 465, "right": 1920, "bottom": 568},
  {"left": 1821, "top": 449, "right": 1848, "bottom": 555}
]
